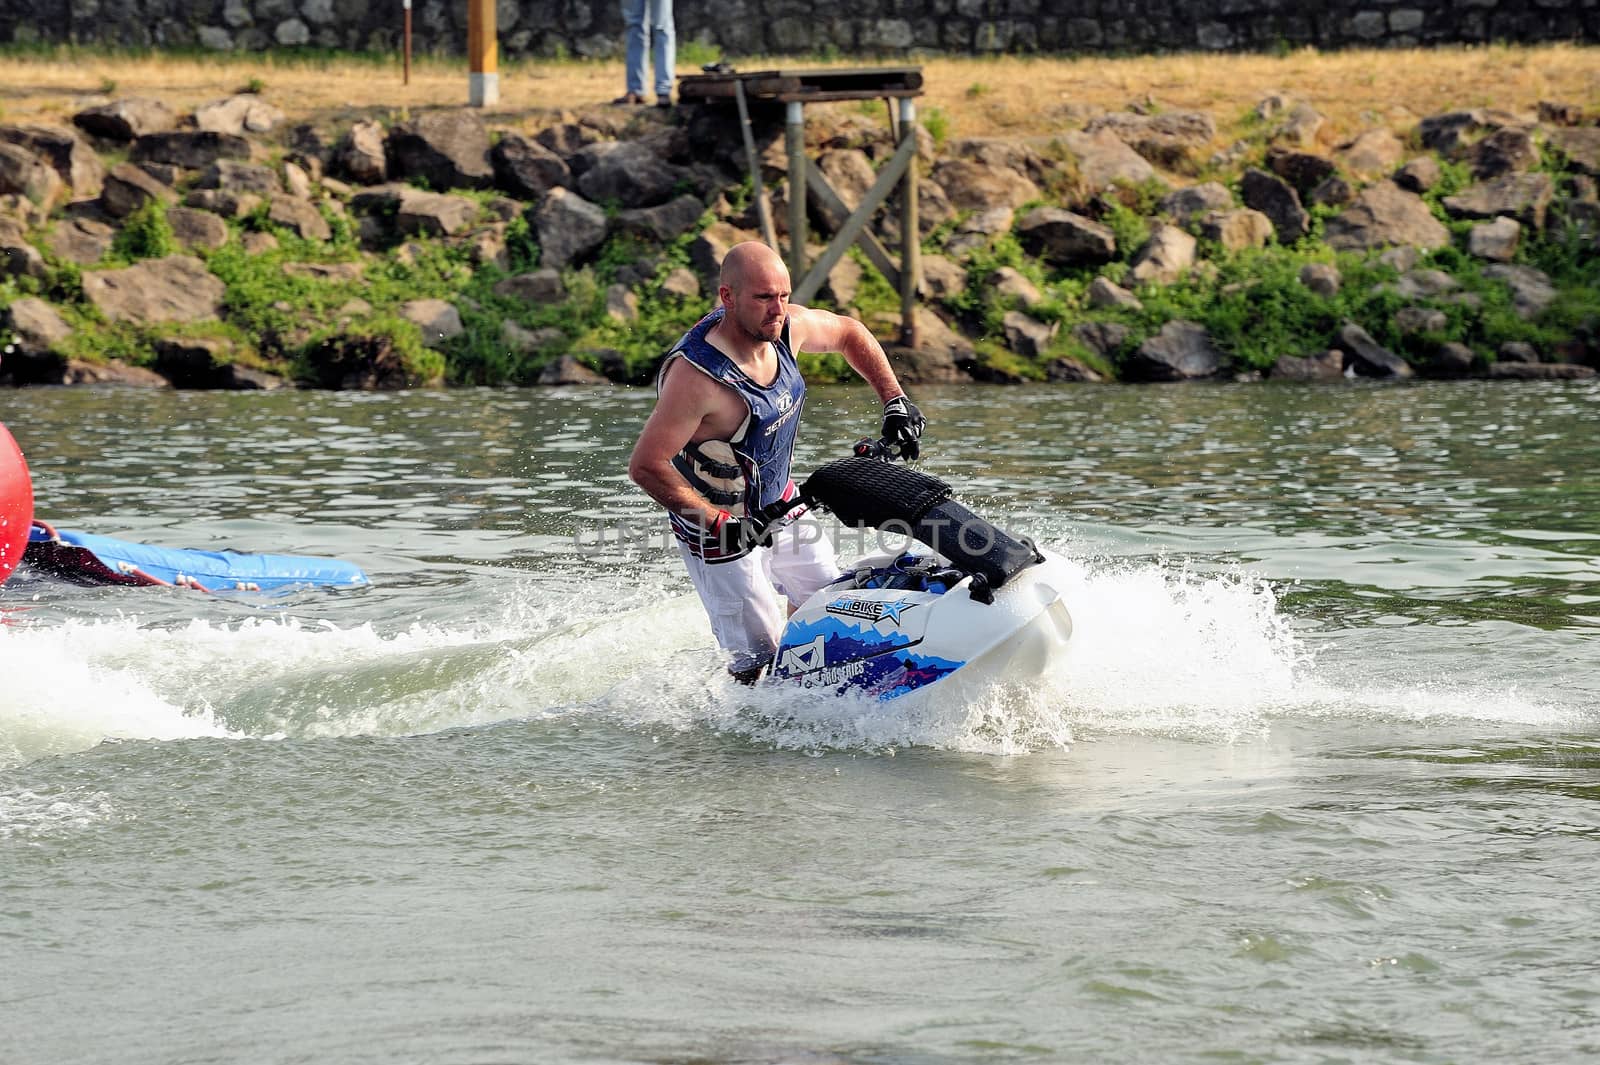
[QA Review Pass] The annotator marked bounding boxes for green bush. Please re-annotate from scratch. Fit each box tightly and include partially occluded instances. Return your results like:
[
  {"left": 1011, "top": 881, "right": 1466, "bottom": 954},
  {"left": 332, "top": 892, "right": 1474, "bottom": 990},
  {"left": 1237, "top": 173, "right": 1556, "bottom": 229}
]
[{"left": 111, "top": 200, "right": 176, "bottom": 261}]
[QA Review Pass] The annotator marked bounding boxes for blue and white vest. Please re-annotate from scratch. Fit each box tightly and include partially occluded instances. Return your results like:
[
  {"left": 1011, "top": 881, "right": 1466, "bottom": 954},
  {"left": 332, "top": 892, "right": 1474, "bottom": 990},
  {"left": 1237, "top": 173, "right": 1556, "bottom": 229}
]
[{"left": 659, "top": 307, "right": 806, "bottom": 560}]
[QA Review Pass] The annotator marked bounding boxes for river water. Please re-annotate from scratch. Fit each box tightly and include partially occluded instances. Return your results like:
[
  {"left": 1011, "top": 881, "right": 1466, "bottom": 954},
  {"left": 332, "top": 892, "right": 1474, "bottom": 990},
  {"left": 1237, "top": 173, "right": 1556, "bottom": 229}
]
[{"left": 2, "top": 381, "right": 1597, "bottom": 1064}]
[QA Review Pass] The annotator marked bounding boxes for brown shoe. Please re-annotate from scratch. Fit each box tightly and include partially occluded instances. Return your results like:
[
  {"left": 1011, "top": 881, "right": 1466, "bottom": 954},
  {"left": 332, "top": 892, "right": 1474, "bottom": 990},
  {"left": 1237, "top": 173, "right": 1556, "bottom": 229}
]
[{"left": 611, "top": 92, "right": 644, "bottom": 106}]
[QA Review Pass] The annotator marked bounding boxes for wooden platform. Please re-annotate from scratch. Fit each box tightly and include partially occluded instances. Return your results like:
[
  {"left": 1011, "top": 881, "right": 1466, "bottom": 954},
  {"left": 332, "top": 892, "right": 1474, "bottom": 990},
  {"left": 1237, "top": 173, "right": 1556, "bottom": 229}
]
[{"left": 676, "top": 66, "right": 923, "bottom": 105}]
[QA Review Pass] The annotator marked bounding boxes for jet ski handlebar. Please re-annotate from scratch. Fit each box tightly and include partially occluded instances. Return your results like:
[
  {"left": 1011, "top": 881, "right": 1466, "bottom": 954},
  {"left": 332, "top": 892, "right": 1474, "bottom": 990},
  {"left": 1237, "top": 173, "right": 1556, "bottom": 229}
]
[{"left": 851, "top": 437, "right": 910, "bottom": 462}]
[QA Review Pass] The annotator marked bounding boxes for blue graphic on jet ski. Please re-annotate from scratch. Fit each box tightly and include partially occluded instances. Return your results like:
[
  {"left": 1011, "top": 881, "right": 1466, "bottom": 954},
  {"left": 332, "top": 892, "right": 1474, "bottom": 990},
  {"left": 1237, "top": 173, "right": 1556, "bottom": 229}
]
[{"left": 762, "top": 439, "right": 1073, "bottom": 704}]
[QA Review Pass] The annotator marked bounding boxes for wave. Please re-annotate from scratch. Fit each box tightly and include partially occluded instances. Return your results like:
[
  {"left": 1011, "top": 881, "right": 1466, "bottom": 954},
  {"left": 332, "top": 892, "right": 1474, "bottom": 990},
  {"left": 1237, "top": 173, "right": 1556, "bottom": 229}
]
[{"left": 2, "top": 542, "right": 1585, "bottom": 773}]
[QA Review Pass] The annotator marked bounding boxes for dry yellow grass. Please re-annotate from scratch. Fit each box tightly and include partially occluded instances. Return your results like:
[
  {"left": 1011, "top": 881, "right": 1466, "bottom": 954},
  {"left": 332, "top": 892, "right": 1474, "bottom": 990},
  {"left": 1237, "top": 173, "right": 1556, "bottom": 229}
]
[{"left": 0, "top": 43, "right": 1594, "bottom": 145}]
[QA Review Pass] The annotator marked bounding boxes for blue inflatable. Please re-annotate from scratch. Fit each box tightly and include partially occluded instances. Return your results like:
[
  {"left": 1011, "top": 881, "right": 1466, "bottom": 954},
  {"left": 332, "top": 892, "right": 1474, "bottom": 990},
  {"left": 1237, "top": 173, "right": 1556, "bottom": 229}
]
[{"left": 25, "top": 521, "right": 369, "bottom": 593}]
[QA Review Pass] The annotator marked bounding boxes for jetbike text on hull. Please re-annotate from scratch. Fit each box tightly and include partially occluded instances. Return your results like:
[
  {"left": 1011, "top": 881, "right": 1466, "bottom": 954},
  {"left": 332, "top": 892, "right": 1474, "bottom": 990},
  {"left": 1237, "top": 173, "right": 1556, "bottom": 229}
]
[{"left": 765, "top": 441, "right": 1072, "bottom": 703}]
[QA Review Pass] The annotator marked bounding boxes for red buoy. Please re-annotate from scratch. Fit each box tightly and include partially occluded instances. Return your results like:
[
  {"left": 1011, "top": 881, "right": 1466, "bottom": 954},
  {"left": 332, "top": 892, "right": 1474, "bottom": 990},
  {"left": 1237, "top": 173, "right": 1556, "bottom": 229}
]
[{"left": 0, "top": 422, "right": 33, "bottom": 587}]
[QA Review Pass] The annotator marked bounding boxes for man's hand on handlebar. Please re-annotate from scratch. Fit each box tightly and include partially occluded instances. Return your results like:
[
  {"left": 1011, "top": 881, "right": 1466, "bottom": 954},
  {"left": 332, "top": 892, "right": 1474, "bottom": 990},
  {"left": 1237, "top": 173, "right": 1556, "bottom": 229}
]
[{"left": 880, "top": 395, "right": 926, "bottom": 460}]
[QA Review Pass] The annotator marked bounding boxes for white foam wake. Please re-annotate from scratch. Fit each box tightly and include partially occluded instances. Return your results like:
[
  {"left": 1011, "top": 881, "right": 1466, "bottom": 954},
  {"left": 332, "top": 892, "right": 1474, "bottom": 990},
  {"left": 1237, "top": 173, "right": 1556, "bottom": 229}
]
[{"left": 0, "top": 550, "right": 1585, "bottom": 767}]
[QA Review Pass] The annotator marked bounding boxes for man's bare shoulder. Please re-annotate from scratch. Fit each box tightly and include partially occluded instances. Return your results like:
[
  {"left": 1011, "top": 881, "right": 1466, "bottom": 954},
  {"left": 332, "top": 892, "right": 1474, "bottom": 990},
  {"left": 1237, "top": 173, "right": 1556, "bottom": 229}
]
[{"left": 787, "top": 303, "right": 856, "bottom": 352}]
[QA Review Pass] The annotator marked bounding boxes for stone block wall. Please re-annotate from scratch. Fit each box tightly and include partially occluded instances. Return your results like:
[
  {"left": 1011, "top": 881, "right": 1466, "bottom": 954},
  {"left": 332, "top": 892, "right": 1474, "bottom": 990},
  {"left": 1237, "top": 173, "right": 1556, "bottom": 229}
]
[{"left": 0, "top": 0, "right": 1594, "bottom": 57}]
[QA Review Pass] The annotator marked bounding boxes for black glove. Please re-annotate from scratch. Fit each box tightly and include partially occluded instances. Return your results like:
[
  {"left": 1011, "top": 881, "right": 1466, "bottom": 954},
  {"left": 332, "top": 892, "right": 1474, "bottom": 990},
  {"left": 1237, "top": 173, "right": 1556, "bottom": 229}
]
[
  {"left": 880, "top": 395, "right": 926, "bottom": 460},
  {"left": 710, "top": 508, "right": 776, "bottom": 557}
]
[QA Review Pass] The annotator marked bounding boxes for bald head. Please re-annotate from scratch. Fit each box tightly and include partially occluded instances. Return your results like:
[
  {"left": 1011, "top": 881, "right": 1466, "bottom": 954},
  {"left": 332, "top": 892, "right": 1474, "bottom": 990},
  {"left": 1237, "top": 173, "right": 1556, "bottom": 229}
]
[
  {"left": 719, "top": 241, "right": 789, "bottom": 292},
  {"left": 717, "top": 241, "right": 792, "bottom": 345}
]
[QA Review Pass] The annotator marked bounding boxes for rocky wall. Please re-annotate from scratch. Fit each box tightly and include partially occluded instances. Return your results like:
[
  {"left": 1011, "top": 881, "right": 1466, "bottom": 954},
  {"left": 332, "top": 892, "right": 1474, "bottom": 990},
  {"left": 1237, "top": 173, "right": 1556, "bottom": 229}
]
[{"left": 0, "top": 0, "right": 1595, "bottom": 58}]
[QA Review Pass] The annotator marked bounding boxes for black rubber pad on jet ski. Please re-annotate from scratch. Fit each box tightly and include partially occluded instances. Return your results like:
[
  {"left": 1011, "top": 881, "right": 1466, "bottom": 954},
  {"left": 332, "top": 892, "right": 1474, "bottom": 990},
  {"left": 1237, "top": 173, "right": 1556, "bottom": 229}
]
[{"left": 801, "top": 457, "right": 952, "bottom": 528}]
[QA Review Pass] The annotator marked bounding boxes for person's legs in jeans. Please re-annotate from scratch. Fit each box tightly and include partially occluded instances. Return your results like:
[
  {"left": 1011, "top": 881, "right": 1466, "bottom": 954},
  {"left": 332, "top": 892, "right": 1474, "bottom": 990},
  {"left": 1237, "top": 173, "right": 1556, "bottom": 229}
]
[
  {"left": 621, "top": 0, "right": 647, "bottom": 98},
  {"left": 647, "top": 0, "right": 675, "bottom": 101}
]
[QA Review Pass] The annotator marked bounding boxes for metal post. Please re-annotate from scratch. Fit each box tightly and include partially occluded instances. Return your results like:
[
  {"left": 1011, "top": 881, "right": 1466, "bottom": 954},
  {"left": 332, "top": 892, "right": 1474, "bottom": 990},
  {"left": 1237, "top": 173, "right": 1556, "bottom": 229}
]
[
  {"left": 785, "top": 100, "right": 806, "bottom": 281},
  {"left": 467, "top": 0, "right": 498, "bottom": 107},
  {"left": 735, "top": 80, "right": 778, "bottom": 252},
  {"left": 898, "top": 97, "right": 919, "bottom": 347},
  {"left": 402, "top": 0, "right": 412, "bottom": 86}
]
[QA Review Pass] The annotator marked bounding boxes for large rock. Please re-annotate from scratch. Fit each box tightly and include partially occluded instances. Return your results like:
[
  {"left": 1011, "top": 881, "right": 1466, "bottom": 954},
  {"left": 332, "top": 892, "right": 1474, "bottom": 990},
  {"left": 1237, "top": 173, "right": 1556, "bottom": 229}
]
[
  {"left": 130, "top": 131, "right": 252, "bottom": 169},
  {"left": 1484, "top": 264, "right": 1557, "bottom": 319},
  {"left": 47, "top": 217, "right": 114, "bottom": 264},
  {"left": 536, "top": 354, "right": 607, "bottom": 386},
  {"left": 100, "top": 161, "right": 177, "bottom": 219},
  {"left": 387, "top": 110, "right": 494, "bottom": 190},
  {"left": 535, "top": 122, "right": 605, "bottom": 160},
  {"left": 64, "top": 360, "right": 171, "bottom": 388},
  {"left": 535, "top": 187, "right": 608, "bottom": 269},
  {"left": 395, "top": 189, "right": 478, "bottom": 237},
  {"left": 614, "top": 194, "right": 705, "bottom": 244},
  {"left": 72, "top": 97, "right": 175, "bottom": 141},
  {"left": 1240, "top": 168, "right": 1308, "bottom": 244},
  {"left": 1270, "top": 350, "right": 1345, "bottom": 381},
  {"left": 81, "top": 255, "right": 225, "bottom": 324},
  {"left": 1128, "top": 224, "right": 1196, "bottom": 286},
  {"left": 501, "top": 320, "right": 564, "bottom": 354},
  {"left": 0, "top": 297, "right": 71, "bottom": 383},
  {"left": 1468, "top": 216, "right": 1521, "bottom": 262},
  {"left": 1266, "top": 148, "right": 1336, "bottom": 197},
  {"left": 1059, "top": 128, "right": 1158, "bottom": 189},
  {"left": 0, "top": 219, "right": 45, "bottom": 279},
  {"left": 493, "top": 268, "right": 566, "bottom": 304},
  {"left": 1125, "top": 320, "right": 1222, "bottom": 381},
  {"left": 920, "top": 254, "right": 966, "bottom": 301},
  {"left": 930, "top": 159, "right": 1040, "bottom": 212},
  {"left": 1487, "top": 362, "right": 1596, "bottom": 381},
  {"left": 688, "top": 220, "right": 753, "bottom": 280},
  {"left": 1324, "top": 182, "right": 1450, "bottom": 252},
  {"left": 1160, "top": 182, "right": 1233, "bottom": 224},
  {"left": 336, "top": 120, "right": 388, "bottom": 185},
  {"left": 167, "top": 206, "right": 230, "bottom": 250},
  {"left": 1443, "top": 173, "right": 1556, "bottom": 230},
  {"left": 1268, "top": 101, "right": 1325, "bottom": 148},
  {"left": 1336, "top": 128, "right": 1406, "bottom": 177},
  {"left": 1015, "top": 207, "right": 1116, "bottom": 266},
  {"left": 818, "top": 149, "right": 877, "bottom": 211},
  {"left": 153, "top": 337, "right": 286, "bottom": 390},
  {"left": 1083, "top": 111, "right": 1217, "bottom": 171},
  {"left": 1001, "top": 310, "right": 1057, "bottom": 358},
  {"left": 1393, "top": 156, "right": 1442, "bottom": 193},
  {"left": 885, "top": 307, "right": 973, "bottom": 383},
  {"left": 401, "top": 299, "right": 464, "bottom": 348},
  {"left": 0, "top": 125, "right": 104, "bottom": 200},
  {"left": 0, "top": 143, "right": 62, "bottom": 211},
  {"left": 266, "top": 193, "right": 332, "bottom": 241},
  {"left": 1299, "top": 262, "right": 1341, "bottom": 298},
  {"left": 491, "top": 133, "right": 571, "bottom": 200},
  {"left": 1469, "top": 127, "right": 1538, "bottom": 180},
  {"left": 195, "top": 159, "right": 280, "bottom": 196},
  {"left": 576, "top": 141, "right": 690, "bottom": 208},
  {"left": 1546, "top": 128, "right": 1600, "bottom": 177},
  {"left": 1427, "top": 109, "right": 1497, "bottom": 153},
  {"left": 993, "top": 266, "right": 1044, "bottom": 309},
  {"left": 1333, "top": 321, "right": 1411, "bottom": 378},
  {"left": 193, "top": 94, "right": 284, "bottom": 136},
  {"left": 1199, "top": 209, "right": 1273, "bottom": 251},
  {"left": 184, "top": 189, "right": 262, "bottom": 219},
  {"left": 3, "top": 296, "right": 71, "bottom": 353},
  {"left": 1071, "top": 321, "right": 1133, "bottom": 363},
  {"left": 1088, "top": 276, "right": 1142, "bottom": 311}
]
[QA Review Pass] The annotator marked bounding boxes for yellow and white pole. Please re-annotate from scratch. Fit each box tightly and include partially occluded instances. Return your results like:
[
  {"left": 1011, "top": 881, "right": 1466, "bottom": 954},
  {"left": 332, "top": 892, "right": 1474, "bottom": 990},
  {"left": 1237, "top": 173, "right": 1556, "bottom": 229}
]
[{"left": 467, "top": 0, "right": 498, "bottom": 107}]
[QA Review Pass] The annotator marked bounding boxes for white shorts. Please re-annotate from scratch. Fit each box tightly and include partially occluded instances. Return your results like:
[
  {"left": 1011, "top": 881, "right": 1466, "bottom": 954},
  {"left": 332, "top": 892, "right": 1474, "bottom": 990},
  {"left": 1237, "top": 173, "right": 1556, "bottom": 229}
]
[{"left": 676, "top": 516, "right": 840, "bottom": 672}]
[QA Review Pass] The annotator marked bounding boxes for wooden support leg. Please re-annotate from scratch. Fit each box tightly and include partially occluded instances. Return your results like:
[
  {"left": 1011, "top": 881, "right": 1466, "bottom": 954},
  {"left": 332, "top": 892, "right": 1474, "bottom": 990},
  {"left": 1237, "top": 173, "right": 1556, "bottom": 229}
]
[
  {"left": 735, "top": 80, "right": 778, "bottom": 251},
  {"left": 786, "top": 101, "right": 806, "bottom": 281}
]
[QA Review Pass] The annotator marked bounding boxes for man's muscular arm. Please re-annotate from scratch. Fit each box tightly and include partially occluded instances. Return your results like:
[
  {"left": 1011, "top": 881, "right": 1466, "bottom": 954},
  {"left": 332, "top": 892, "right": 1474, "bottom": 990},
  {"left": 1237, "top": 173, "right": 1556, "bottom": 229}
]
[
  {"left": 787, "top": 304, "right": 906, "bottom": 403},
  {"left": 627, "top": 361, "right": 725, "bottom": 525}
]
